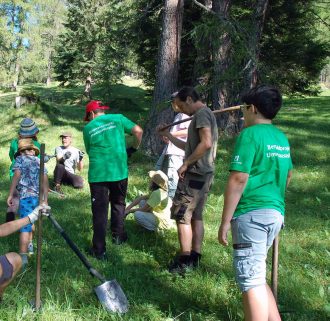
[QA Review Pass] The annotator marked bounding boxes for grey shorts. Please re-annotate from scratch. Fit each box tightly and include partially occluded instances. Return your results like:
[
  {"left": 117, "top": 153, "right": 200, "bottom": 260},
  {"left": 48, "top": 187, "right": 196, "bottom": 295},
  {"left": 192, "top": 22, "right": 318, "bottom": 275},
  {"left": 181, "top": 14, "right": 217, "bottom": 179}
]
[
  {"left": 171, "top": 172, "right": 213, "bottom": 224},
  {"left": 231, "top": 209, "right": 284, "bottom": 292},
  {"left": 0, "top": 255, "right": 14, "bottom": 285}
]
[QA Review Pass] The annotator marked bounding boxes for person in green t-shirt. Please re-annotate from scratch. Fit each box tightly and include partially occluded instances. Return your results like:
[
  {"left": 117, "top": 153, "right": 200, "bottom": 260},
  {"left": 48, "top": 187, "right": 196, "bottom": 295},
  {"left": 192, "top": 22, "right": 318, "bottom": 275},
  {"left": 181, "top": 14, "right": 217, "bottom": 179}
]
[
  {"left": 125, "top": 170, "right": 175, "bottom": 231},
  {"left": 218, "top": 85, "right": 293, "bottom": 321},
  {"left": 83, "top": 100, "right": 143, "bottom": 259},
  {"left": 6, "top": 118, "right": 40, "bottom": 223}
]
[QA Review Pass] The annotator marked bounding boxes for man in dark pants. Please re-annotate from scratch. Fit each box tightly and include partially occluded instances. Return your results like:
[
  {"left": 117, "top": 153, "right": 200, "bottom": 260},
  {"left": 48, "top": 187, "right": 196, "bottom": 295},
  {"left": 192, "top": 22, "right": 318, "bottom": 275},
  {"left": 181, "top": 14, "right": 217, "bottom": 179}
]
[
  {"left": 83, "top": 100, "right": 143, "bottom": 259},
  {"left": 158, "top": 87, "right": 218, "bottom": 274},
  {"left": 53, "top": 132, "right": 84, "bottom": 194}
]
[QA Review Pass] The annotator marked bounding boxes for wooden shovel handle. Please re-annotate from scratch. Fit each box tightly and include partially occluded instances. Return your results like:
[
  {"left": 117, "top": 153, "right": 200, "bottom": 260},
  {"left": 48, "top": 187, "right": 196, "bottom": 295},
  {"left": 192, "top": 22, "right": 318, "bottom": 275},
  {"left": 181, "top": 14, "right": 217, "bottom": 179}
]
[
  {"left": 159, "top": 105, "right": 242, "bottom": 131},
  {"left": 35, "top": 143, "right": 45, "bottom": 310}
]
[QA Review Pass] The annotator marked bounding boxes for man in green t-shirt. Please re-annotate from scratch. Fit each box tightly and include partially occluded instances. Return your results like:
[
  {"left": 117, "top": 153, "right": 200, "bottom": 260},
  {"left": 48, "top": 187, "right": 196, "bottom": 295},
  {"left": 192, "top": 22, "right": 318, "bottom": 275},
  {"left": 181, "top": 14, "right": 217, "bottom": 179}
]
[
  {"left": 158, "top": 87, "right": 218, "bottom": 274},
  {"left": 218, "top": 86, "right": 293, "bottom": 321},
  {"left": 83, "top": 100, "right": 143, "bottom": 259}
]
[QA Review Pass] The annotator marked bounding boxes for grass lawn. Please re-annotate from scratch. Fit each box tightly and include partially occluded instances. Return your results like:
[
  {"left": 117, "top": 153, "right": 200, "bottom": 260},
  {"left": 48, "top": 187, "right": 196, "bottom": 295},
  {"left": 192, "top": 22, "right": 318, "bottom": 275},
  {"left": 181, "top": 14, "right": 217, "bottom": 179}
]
[{"left": 0, "top": 84, "right": 329, "bottom": 321}]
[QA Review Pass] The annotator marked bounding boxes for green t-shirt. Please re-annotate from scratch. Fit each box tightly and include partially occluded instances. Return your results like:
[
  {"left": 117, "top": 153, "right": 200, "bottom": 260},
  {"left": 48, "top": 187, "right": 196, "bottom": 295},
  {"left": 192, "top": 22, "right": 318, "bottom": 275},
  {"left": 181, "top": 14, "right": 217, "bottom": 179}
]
[
  {"left": 147, "top": 188, "right": 174, "bottom": 230},
  {"left": 230, "top": 124, "right": 293, "bottom": 217},
  {"left": 83, "top": 114, "right": 136, "bottom": 182},
  {"left": 9, "top": 138, "right": 41, "bottom": 179}
]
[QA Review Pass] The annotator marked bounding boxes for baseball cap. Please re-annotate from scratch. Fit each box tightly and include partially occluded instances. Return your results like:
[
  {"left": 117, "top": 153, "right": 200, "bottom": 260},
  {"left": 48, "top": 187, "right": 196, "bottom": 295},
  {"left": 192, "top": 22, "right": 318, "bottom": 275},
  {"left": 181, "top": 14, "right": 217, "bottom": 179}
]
[
  {"left": 59, "top": 131, "right": 72, "bottom": 138},
  {"left": 84, "top": 100, "right": 110, "bottom": 121}
]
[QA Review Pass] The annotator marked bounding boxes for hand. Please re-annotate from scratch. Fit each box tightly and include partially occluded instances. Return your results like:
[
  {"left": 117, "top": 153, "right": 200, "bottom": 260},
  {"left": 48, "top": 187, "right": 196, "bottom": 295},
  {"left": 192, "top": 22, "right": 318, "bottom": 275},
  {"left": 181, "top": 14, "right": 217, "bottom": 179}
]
[
  {"left": 44, "top": 154, "right": 55, "bottom": 163},
  {"left": 126, "top": 147, "right": 137, "bottom": 158},
  {"left": 63, "top": 151, "right": 71, "bottom": 160},
  {"left": 27, "top": 204, "right": 51, "bottom": 224},
  {"left": 157, "top": 125, "right": 170, "bottom": 138},
  {"left": 7, "top": 196, "right": 13, "bottom": 207},
  {"left": 177, "top": 162, "right": 188, "bottom": 180},
  {"left": 78, "top": 151, "right": 85, "bottom": 161},
  {"left": 218, "top": 221, "right": 231, "bottom": 246}
]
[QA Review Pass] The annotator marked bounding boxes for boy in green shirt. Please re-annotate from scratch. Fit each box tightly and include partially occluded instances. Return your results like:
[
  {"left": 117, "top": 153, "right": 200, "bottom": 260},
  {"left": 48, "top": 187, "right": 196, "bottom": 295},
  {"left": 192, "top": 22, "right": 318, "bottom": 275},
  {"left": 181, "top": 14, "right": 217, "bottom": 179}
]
[{"left": 218, "top": 86, "right": 292, "bottom": 321}]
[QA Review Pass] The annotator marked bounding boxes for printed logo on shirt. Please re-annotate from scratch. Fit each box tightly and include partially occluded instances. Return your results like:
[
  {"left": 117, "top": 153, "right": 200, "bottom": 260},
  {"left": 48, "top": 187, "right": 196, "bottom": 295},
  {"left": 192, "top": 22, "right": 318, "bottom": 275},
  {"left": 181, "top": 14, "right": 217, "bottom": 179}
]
[
  {"left": 89, "top": 122, "right": 116, "bottom": 137},
  {"left": 266, "top": 145, "right": 290, "bottom": 159},
  {"left": 232, "top": 155, "right": 242, "bottom": 164}
]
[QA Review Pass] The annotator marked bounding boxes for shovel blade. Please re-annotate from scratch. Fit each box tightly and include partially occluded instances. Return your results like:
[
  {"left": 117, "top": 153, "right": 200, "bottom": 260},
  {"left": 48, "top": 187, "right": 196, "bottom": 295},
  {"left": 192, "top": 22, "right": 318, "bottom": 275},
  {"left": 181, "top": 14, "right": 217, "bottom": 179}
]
[{"left": 94, "top": 280, "right": 129, "bottom": 313}]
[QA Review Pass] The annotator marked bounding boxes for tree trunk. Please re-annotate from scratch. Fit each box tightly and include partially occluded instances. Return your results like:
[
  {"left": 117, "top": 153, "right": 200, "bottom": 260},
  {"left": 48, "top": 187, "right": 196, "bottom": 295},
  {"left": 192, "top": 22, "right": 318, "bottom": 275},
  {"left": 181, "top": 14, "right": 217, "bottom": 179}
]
[
  {"left": 46, "top": 50, "right": 52, "bottom": 86},
  {"left": 243, "top": 0, "right": 269, "bottom": 89},
  {"left": 142, "top": 0, "right": 184, "bottom": 156},
  {"left": 211, "top": 0, "right": 231, "bottom": 111}
]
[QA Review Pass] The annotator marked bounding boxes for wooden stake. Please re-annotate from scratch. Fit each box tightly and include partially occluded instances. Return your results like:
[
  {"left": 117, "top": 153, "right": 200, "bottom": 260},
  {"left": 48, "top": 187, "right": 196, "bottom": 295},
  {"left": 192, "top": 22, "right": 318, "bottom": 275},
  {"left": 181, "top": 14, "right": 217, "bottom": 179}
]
[{"left": 35, "top": 143, "right": 45, "bottom": 310}]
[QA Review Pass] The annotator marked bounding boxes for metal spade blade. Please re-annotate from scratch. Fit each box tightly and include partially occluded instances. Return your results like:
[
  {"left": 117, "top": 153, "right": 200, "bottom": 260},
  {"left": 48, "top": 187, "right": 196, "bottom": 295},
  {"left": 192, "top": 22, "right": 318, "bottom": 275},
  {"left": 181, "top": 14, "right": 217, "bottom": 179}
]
[{"left": 94, "top": 280, "right": 129, "bottom": 313}]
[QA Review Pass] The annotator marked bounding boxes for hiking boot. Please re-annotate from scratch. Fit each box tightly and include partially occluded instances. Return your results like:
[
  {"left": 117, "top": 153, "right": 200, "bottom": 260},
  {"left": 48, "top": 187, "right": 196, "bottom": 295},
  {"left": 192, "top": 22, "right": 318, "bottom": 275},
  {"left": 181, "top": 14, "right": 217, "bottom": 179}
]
[
  {"left": 190, "top": 250, "right": 202, "bottom": 268},
  {"left": 88, "top": 248, "right": 108, "bottom": 261},
  {"left": 168, "top": 254, "right": 193, "bottom": 275},
  {"left": 54, "top": 184, "right": 64, "bottom": 195}
]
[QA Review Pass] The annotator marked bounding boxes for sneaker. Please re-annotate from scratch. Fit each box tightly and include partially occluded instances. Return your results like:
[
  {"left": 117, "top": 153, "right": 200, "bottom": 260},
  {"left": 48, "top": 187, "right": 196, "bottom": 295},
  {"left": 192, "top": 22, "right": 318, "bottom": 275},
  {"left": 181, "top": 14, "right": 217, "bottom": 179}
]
[
  {"left": 87, "top": 248, "right": 108, "bottom": 261},
  {"left": 168, "top": 255, "right": 193, "bottom": 275},
  {"left": 28, "top": 242, "right": 34, "bottom": 256},
  {"left": 190, "top": 250, "right": 202, "bottom": 268}
]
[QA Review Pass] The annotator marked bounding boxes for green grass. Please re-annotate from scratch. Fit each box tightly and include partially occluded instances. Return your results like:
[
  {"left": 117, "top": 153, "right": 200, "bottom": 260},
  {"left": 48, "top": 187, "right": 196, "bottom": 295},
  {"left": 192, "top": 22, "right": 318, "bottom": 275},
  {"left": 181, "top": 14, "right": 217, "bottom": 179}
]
[{"left": 0, "top": 83, "right": 329, "bottom": 320}]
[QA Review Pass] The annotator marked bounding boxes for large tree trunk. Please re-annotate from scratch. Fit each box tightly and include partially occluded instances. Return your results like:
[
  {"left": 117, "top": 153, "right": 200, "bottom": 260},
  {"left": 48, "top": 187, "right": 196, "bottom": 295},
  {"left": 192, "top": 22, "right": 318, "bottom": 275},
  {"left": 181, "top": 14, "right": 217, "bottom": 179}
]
[
  {"left": 142, "top": 0, "right": 184, "bottom": 156},
  {"left": 243, "top": 0, "right": 269, "bottom": 89},
  {"left": 211, "top": 0, "right": 231, "bottom": 111}
]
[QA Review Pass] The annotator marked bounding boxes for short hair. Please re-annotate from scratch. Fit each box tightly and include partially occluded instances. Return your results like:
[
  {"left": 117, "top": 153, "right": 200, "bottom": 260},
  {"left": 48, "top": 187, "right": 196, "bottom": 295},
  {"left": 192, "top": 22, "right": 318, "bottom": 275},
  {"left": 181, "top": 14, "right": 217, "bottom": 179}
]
[
  {"left": 242, "top": 85, "right": 282, "bottom": 119},
  {"left": 176, "top": 86, "right": 200, "bottom": 103}
]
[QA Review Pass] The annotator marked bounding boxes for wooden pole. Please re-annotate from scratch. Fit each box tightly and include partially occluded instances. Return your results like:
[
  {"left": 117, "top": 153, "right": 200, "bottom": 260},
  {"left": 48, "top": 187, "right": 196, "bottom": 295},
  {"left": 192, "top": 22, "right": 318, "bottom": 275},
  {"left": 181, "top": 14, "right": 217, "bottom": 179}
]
[
  {"left": 271, "top": 235, "right": 279, "bottom": 303},
  {"left": 35, "top": 143, "right": 45, "bottom": 310},
  {"left": 159, "top": 104, "right": 243, "bottom": 131}
]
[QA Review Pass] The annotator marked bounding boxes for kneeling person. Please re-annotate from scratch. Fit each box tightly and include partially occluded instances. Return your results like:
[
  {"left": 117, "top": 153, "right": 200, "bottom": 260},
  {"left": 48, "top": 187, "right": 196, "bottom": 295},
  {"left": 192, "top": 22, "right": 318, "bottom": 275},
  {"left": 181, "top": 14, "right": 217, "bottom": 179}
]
[
  {"left": 54, "top": 132, "right": 84, "bottom": 193},
  {"left": 125, "top": 170, "right": 175, "bottom": 231}
]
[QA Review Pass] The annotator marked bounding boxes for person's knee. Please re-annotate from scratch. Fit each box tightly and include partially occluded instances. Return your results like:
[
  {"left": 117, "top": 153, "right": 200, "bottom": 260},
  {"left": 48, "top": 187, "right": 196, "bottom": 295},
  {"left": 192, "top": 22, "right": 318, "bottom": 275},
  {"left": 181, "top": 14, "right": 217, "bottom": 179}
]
[
  {"left": 4, "top": 253, "right": 22, "bottom": 274},
  {"left": 73, "top": 178, "right": 84, "bottom": 189}
]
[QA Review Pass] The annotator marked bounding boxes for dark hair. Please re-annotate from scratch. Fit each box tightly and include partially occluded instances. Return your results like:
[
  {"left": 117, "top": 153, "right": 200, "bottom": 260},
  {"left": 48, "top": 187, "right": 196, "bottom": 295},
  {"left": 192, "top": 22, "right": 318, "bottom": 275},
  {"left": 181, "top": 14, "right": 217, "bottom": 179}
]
[
  {"left": 176, "top": 86, "right": 200, "bottom": 103},
  {"left": 149, "top": 182, "right": 159, "bottom": 192},
  {"left": 242, "top": 85, "right": 282, "bottom": 119}
]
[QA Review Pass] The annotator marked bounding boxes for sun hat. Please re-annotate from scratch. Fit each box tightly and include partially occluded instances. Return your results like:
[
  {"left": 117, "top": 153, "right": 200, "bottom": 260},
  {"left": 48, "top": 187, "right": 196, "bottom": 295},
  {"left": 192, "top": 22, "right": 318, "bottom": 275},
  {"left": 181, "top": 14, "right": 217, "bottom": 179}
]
[
  {"left": 14, "top": 138, "right": 40, "bottom": 158},
  {"left": 59, "top": 131, "right": 72, "bottom": 138},
  {"left": 148, "top": 170, "right": 168, "bottom": 191},
  {"left": 84, "top": 100, "right": 110, "bottom": 121},
  {"left": 18, "top": 118, "right": 39, "bottom": 137}
]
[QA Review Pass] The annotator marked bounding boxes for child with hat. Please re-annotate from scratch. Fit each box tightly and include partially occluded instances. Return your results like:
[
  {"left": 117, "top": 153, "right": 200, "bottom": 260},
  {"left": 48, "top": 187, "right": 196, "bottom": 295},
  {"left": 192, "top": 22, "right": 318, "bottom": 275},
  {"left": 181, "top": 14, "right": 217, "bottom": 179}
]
[
  {"left": 6, "top": 118, "right": 40, "bottom": 223},
  {"left": 7, "top": 138, "right": 48, "bottom": 269},
  {"left": 125, "top": 170, "right": 175, "bottom": 231}
]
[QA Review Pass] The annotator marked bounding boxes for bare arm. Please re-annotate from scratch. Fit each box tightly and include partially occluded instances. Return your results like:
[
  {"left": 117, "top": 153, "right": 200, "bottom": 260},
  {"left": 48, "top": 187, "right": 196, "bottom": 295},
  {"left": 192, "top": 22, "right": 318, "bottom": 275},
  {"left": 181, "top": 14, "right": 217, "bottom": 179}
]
[
  {"left": 218, "top": 171, "right": 249, "bottom": 246},
  {"left": 286, "top": 170, "right": 292, "bottom": 189},
  {"left": 7, "top": 171, "right": 21, "bottom": 206},
  {"left": 157, "top": 127, "right": 186, "bottom": 150},
  {"left": 171, "top": 129, "right": 188, "bottom": 139},
  {"left": 131, "top": 125, "right": 143, "bottom": 149},
  {"left": 125, "top": 195, "right": 148, "bottom": 214},
  {"left": 0, "top": 217, "right": 31, "bottom": 237},
  {"left": 177, "top": 127, "right": 212, "bottom": 179}
]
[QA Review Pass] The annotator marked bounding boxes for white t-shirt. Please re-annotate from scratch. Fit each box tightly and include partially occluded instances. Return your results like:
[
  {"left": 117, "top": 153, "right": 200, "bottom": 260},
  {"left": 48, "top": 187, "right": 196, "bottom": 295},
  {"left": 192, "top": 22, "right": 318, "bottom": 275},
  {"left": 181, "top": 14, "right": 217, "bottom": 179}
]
[
  {"left": 165, "top": 113, "right": 191, "bottom": 156},
  {"left": 55, "top": 146, "right": 80, "bottom": 174}
]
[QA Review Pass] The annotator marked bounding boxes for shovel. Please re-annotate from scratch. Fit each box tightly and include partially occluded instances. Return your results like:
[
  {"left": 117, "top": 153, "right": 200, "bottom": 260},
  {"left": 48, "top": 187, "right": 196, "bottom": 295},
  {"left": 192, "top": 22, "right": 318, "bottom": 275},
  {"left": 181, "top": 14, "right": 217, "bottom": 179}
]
[{"left": 46, "top": 212, "right": 129, "bottom": 313}]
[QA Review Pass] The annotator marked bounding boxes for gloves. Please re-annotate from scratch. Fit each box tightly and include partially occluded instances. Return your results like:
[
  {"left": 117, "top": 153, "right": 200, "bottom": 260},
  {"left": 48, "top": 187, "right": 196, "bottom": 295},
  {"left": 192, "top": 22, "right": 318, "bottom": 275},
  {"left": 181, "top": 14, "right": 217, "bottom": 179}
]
[
  {"left": 63, "top": 151, "right": 72, "bottom": 160},
  {"left": 126, "top": 147, "right": 137, "bottom": 158},
  {"left": 28, "top": 204, "right": 51, "bottom": 224},
  {"left": 79, "top": 150, "right": 85, "bottom": 161},
  {"left": 44, "top": 154, "right": 55, "bottom": 163}
]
